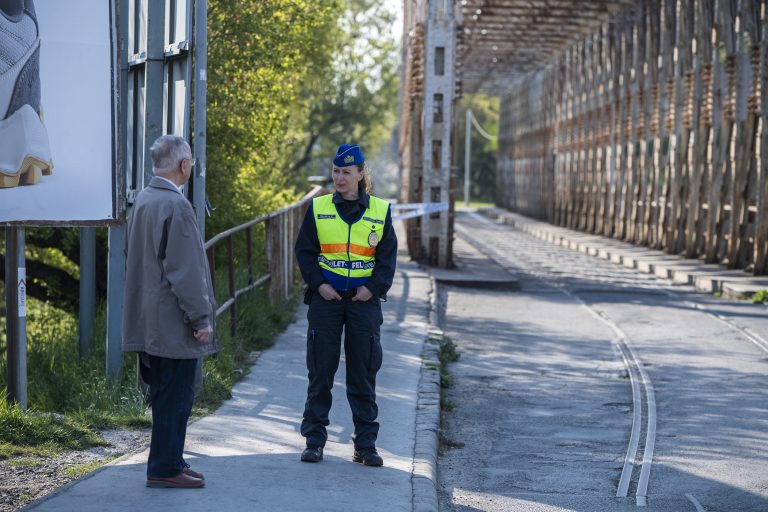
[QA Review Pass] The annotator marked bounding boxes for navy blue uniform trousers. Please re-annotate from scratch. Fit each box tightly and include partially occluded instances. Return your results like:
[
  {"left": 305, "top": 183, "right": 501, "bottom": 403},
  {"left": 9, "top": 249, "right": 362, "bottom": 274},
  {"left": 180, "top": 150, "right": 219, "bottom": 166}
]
[
  {"left": 301, "top": 293, "right": 384, "bottom": 450},
  {"left": 143, "top": 355, "right": 197, "bottom": 478}
]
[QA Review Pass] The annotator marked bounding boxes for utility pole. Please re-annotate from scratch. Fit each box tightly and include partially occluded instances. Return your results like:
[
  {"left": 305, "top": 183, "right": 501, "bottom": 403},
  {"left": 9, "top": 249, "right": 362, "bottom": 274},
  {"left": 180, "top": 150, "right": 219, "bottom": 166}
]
[{"left": 464, "top": 108, "right": 472, "bottom": 206}]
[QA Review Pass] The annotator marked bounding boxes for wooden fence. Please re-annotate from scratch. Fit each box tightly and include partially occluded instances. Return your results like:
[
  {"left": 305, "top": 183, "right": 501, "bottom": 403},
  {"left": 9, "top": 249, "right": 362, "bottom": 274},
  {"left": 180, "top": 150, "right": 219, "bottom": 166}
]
[{"left": 497, "top": 0, "right": 768, "bottom": 274}]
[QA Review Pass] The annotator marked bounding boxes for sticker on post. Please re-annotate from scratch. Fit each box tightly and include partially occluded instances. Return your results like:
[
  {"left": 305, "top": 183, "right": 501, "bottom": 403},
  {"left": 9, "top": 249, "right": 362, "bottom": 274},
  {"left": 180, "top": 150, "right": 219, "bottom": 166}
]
[{"left": 17, "top": 268, "right": 26, "bottom": 317}]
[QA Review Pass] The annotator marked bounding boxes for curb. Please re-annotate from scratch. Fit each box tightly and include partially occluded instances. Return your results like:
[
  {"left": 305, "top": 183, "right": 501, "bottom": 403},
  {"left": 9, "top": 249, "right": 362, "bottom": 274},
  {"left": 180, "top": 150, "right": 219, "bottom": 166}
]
[{"left": 411, "top": 276, "right": 443, "bottom": 512}]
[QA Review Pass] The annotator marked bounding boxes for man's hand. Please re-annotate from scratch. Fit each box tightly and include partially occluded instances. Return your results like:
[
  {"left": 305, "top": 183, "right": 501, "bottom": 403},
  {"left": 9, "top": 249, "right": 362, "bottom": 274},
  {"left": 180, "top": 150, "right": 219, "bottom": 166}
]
[
  {"left": 193, "top": 325, "right": 213, "bottom": 342},
  {"left": 318, "top": 283, "right": 341, "bottom": 301},
  {"left": 352, "top": 285, "right": 373, "bottom": 302}
]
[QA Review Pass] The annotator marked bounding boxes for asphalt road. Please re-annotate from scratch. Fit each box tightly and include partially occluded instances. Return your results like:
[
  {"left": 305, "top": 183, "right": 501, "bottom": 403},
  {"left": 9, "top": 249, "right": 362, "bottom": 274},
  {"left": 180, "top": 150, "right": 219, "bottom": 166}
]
[{"left": 437, "top": 211, "right": 768, "bottom": 512}]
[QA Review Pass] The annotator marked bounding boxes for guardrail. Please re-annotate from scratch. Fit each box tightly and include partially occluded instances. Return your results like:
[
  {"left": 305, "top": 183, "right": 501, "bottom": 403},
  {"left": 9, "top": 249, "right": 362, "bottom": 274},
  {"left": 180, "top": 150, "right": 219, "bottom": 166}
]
[{"left": 204, "top": 186, "right": 322, "bottom": 335}]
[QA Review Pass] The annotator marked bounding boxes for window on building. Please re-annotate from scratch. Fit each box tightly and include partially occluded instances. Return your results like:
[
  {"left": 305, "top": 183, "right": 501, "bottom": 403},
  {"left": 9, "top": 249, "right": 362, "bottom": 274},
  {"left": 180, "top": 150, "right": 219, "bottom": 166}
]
[
  {"left": 433, "top": 93, "right": 444, "bottom": 123},
  {"left": 435, "top": 47, "right": 445, "bottom": 76},
  {"left": 432, "top": 140, "right": 442, "bottom": 169}
]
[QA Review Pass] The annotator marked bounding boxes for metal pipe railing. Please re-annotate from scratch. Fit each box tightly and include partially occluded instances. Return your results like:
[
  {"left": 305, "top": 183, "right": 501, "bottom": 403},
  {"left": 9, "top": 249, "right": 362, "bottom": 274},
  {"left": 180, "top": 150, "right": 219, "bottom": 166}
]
[{"left": 204, "top": 186, "right": 322, "bottom": 335}]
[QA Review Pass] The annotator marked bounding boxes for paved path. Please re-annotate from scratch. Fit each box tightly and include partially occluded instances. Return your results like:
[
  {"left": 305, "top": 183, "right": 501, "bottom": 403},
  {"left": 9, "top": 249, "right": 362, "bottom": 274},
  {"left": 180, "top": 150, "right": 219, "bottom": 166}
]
[
  {"left": 25, "top": 237, "right": 437, "bottom": 511},
  {"left": 437, "top": 210, "right": 768, "bottom": 511}
]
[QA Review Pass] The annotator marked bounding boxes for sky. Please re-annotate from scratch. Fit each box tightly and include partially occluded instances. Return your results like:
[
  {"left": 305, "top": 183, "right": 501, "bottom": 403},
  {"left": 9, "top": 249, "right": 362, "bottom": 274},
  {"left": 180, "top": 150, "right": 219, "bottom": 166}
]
[{"left": 383, "top": 0, "right": 403, "bottom": 45}]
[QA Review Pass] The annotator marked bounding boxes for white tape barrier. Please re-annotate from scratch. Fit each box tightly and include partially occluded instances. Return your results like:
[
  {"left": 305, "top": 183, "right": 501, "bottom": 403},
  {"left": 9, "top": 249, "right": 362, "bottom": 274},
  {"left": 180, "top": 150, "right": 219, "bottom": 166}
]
[{"left": 391, "top": 202, "right": 449, "bottom": 221}]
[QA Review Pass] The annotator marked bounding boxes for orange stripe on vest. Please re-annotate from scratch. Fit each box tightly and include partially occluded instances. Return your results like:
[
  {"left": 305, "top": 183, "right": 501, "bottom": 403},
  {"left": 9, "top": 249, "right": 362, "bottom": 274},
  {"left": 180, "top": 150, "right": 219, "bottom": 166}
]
[{"left": 320, "top": 243, "right": 375, "bottom": 257}]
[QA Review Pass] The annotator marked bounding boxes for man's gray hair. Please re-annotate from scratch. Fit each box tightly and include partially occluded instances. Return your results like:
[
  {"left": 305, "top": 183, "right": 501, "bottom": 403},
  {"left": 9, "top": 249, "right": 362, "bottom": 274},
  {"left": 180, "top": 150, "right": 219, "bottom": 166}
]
[{"left": 150, "top": 135, "right": 191, "bottom": 173}]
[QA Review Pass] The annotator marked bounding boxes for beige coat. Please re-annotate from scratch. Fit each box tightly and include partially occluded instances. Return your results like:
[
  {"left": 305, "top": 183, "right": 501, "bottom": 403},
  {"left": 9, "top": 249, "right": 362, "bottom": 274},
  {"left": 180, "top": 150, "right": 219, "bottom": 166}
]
[{"left": 122, "top": 177, "right": 219, "bottom": 358}]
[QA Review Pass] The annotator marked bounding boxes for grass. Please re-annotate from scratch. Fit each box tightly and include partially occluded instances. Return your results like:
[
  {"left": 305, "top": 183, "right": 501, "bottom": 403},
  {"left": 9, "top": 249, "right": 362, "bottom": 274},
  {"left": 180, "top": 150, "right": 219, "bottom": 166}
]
[
  {"left": 0, "top": 399, "right": 106, "bottom": 459},
  {"left": 60, "top": 457, "right": 117, "bottom": 479},
  {"left": 5, "top": 456, "right": 44, "bottom": 469},
  {"left": 434, "top": 334, "right": 464, "bottom": 453},
  {"left": 752, "top": 289, "right": 768, "bottom": 304},
  {"left": 437, "top": 335, "right": 460, "bottom": 412},
  {"left": 0, "top": 299, "right": 151, "bottom": 432}
]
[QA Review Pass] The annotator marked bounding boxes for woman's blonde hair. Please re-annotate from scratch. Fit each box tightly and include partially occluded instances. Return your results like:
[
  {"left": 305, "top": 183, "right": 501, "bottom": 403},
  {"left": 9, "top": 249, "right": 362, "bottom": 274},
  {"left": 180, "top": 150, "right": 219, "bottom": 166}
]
[{"left": 358, "top": 162, "right": 373, "bottom": 194}]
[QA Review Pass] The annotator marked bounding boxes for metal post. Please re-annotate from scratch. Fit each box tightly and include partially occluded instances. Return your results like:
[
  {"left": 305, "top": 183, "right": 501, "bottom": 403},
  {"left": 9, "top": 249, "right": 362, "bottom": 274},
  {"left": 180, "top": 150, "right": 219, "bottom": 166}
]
[
  {"left": 105, "top": 225, "right": 126, "bottom": 379},
  {"left": 464, "top": 108, "right": 472, "bottom": 206},
  {"left": 144, "top": 0, "right": 165, "bottom": 186},
  {"left": 193, "top": 0, "right": 208, "bottom": 236},
  {"left": 79, "top": 227, "right": 96, "bottom": 357},
  {"left": 192, "top": 0, "right": 209, "bottom": 395},
  {"left": 5, "top": 227, "right": 27, "bottom": 409}
]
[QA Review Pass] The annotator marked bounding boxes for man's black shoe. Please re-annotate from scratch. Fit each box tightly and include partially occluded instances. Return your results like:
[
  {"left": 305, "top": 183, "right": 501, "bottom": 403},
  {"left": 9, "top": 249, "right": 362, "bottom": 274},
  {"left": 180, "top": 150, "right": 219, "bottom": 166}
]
[
  {"left": 353, "top": 447, "right": 383, "bottom": 467},
  {"left": 300, "top": 445, "right": 323, "bottom": 463}
]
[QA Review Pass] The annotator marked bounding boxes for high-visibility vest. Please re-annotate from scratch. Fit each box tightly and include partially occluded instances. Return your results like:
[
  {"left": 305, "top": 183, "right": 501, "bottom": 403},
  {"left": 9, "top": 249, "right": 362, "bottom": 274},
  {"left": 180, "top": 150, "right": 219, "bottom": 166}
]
[{"left": 313, "top": 194, "right": 390, "bottom": 291}]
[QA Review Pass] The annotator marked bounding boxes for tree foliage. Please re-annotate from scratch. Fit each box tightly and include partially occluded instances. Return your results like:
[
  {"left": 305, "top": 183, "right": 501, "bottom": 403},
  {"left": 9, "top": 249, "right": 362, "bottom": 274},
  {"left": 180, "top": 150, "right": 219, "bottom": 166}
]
[
  {"left": 285, "top": 0, "right": 400, "bottom": 183},
  {"left": 206, "top": 0, "right": 341, "bottom": 232},
  {"left": 456, "top": 94, "right": 500, "bottom": 204},
  {"left": 206, "top": 0, "right": 401, "bottom": 231}
]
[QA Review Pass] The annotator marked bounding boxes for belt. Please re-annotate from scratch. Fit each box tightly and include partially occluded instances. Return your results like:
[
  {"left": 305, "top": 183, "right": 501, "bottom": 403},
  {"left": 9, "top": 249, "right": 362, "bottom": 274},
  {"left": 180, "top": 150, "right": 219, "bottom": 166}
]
[{"left": 337, "top": 288, "right": 357, "bottom": 298}]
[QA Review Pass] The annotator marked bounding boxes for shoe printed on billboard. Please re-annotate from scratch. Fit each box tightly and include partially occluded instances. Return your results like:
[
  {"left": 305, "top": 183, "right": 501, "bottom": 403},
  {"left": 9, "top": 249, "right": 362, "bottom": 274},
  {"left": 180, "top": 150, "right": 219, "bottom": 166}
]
[{"left": 0, "top": 0, "right": 53, "bottom": 188}]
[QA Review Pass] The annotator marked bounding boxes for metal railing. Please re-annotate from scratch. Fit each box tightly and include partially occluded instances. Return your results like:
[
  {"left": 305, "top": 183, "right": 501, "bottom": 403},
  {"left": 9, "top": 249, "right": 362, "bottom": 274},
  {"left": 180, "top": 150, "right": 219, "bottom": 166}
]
[{"left": 204, "top": 187, "right": 322, "bottom": 335}]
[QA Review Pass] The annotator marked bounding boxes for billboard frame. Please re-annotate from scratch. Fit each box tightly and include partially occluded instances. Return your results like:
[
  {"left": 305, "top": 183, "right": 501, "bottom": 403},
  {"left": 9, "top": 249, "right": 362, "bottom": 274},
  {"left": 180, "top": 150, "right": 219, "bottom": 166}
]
[{"left": 0, "top": 0, "right": 125, "bottom": 227}]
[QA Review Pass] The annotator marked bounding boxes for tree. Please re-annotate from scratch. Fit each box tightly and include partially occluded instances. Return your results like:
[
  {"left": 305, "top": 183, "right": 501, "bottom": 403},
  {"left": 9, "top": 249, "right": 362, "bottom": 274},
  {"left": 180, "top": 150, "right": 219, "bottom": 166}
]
[
  {"left": 206, "top": 0, "right": 341, "bottom": 232},
  {"left": 283, "top": 0, "right": 401, "bottom": 188}
]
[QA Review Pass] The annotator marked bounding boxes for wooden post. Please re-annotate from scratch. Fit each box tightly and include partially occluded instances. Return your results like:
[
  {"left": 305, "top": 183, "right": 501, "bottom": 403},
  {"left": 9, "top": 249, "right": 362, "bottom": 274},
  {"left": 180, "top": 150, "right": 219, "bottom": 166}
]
[
  {"left": 755, "top": 0, "right": 768, "bottom": 274},
  {"left": 705, "top": 0, "right": 736, "bottom": 263},
  {"left": 606, "top": 22, "right": 622, "bottom": 237},
  {"left": 654, "top": 0, "right": 675, "bottom": 248},
  {"left": 625, "top": 12, "right": 638, "bottom": 242},
  {"left": 684, "top": 0, "right": 713, "bottom": 258},
  {"left": 727, "top": 1, "right": 759, "bottom": 268},
  {"left": 634, "top": 0, "right": 658, "bottom": 244},
  {"left": 617, "top": 19, "right": 633, "bottom": 240},
  {"left": 669, "top": 0, "right": 695, "bottom": 255},
  {"left": 642, "top": 0, "right": 666, "bottom": 247}
]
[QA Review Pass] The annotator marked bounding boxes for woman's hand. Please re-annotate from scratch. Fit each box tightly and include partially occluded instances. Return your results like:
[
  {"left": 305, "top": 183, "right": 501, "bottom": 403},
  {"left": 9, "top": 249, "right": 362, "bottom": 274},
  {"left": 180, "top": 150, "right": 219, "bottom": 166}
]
[
  {"left": 352, "top": 286, "right": 373, "bottom": 302},
  {"left": 318, "top": 283, "right": 341, "bottom": 301}
]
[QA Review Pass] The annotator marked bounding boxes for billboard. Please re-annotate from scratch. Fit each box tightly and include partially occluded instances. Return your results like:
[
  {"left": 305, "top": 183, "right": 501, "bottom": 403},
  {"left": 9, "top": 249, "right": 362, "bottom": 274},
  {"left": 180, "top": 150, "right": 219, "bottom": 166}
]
[{"left": 0, "top": 0, "right": 118, "bottom": 224}]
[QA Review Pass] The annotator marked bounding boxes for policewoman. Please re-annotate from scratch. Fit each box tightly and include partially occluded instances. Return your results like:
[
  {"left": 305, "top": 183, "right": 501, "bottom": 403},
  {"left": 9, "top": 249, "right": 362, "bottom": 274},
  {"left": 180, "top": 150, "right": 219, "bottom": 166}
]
[{"left": 294, "top": 143, "right": 397, "bottom": 467}]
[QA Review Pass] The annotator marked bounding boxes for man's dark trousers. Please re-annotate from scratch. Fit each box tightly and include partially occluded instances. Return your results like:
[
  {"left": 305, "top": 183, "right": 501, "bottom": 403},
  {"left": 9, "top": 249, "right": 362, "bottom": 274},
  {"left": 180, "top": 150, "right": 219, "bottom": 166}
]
[
  {"left": 301, "top": 294, "right": 383, "bottom": 450},
  {"left": 145, "top": 355, "right": 197, "bottom": 478}
]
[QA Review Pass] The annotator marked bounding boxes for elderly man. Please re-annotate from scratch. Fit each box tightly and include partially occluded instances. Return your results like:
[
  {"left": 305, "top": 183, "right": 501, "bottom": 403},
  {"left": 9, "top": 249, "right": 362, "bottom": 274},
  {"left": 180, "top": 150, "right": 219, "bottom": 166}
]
[{"left": 122, "top": 135, "right": 218, "bottom": 489}]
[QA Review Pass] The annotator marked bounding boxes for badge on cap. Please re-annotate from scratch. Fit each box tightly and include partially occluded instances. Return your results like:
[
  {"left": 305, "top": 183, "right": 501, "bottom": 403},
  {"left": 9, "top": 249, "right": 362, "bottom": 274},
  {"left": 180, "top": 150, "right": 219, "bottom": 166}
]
[
  {"left": 344, "top": 154, "right": 354, "bottom": 164},
  {"left": 368, "top": 231, "right": 379, "bottom": 248}
]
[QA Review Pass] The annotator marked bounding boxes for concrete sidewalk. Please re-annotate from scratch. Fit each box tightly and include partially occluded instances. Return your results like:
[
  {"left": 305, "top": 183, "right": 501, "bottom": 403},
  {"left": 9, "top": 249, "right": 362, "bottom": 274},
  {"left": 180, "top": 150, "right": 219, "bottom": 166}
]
[{"left": 24, "top": 247, "right": 439, "bottom": 511}]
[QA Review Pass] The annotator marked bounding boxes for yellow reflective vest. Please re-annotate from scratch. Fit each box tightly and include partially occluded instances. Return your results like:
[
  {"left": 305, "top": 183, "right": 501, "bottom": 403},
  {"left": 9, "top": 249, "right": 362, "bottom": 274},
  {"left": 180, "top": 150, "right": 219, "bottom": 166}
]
[{"left": 313, "top": 194, "right": 390, "bottom": 291}]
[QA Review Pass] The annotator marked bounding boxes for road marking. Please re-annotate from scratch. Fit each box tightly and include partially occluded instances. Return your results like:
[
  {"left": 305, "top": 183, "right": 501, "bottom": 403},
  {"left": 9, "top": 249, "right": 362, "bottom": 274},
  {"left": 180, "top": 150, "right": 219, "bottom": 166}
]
[
  {"left": 457, "top": 214, "right": 659, "bottom": 506},
  {"left": 615, "top": 343, "right": 642, "bottom": 498},
  {"left": 577, "top": 301, "right": 658, "bottom": 505},
  {"left": 685, "top": 493, "right": 707, "bottom": 512},
  {"left": 671, "top": 294, "right": 768, "bottom": 355}
]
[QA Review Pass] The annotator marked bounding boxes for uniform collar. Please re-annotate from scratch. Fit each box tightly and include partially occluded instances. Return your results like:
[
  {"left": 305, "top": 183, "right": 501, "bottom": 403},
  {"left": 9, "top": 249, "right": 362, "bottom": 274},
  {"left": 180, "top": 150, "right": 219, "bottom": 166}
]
[{"left": 332, "top": 190, "right": 369, "bottom": 208}]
